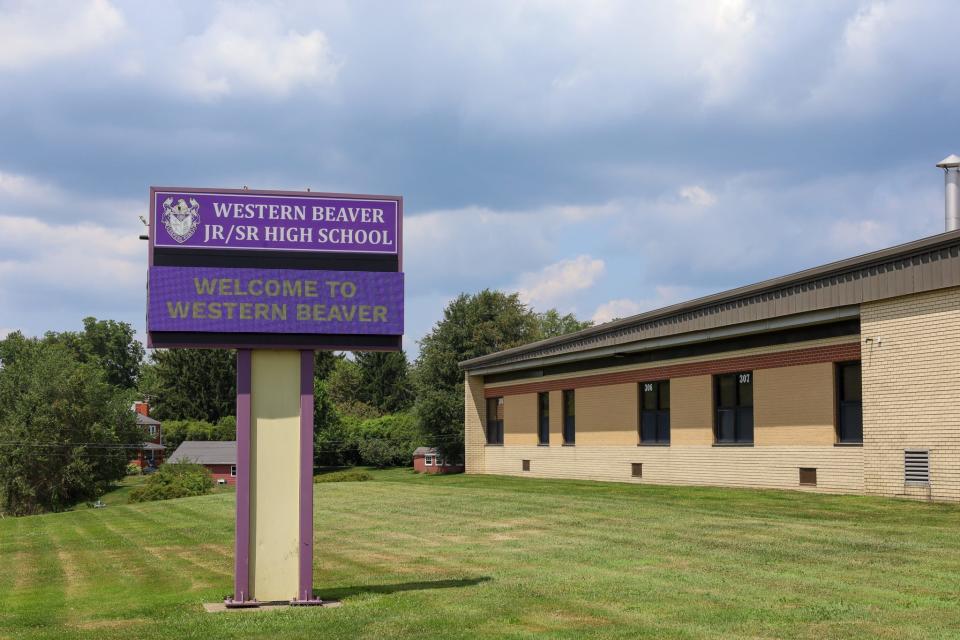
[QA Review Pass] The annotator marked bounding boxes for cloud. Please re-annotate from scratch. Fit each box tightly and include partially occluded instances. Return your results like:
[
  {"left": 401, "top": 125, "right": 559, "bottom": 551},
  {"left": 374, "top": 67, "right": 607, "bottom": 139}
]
[
  {"left": 591, "top": 298, "right": 643, "bottom": 324},
  {"left": 175, "top": 5, "right": 341, "bottom": 99},
  {"left": 0, "top": 171, "right": 60, "bottom": 204},
  {"left": 515, "top": 255, "right": 605, "bottom": 309},
  {"left": 827, "top": 219, "right": 897, "bottom": 253},
  {"left": 591, "top": 285, "right": 694, "bottom": 324},
  {"left": 0, "top": 215, "right": 142, "bottom": 304},
  {"left": 0, "top": 170, "right": 142, "bottom": 226},
  {"left": 678, "top": 185, "right": 717, "bottom": 207},
  {"left": 0, "top": 0, "right": 124, "bottom": 70}
]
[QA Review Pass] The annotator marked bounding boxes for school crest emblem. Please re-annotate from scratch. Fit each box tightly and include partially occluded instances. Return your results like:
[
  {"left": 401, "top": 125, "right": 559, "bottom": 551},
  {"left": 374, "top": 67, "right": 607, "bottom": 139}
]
[{"left": 161, "top": 197, "right": 201, "bottom": 243}]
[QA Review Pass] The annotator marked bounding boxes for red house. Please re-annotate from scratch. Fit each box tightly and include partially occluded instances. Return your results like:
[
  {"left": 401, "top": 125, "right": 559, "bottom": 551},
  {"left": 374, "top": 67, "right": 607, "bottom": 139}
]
[
  {"left": 413, "top": 447, "right": 463, "bottom": 474},
  {"left": 131, "top": 401, "right": 165, "bottom": 469},
  {"left": 168, "top": 441, "right": 237, "bottom": 485}
]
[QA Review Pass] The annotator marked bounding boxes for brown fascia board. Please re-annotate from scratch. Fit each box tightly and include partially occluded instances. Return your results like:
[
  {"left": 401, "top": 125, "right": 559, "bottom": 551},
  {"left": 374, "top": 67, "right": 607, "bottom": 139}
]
[{"left": 460, "top": 228, "right": 960, "bottom": 370}]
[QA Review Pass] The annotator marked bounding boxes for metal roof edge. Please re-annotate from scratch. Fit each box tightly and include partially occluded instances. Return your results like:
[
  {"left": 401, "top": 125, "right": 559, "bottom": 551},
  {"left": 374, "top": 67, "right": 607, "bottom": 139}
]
[{"left": 460, "top": 229, "right": 960, "bottom": 371}]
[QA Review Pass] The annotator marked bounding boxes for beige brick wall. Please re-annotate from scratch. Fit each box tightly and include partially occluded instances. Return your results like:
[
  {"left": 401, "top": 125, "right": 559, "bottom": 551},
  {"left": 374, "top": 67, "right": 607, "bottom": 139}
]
[
  {"left": 468, "top": 337, "right": 869, "bottom": 495},
  {"left": 755, "top": 363, "right": 836, "bottom": 446},
  {"left": 862, "top": 286, "right": 960, "bottom": 501},
  {"left": 671, "top": 375, "right": 713, "bottom": 445},
  {"left": 504, "top": 394, "right": 537, "bottom": 445},
  {"left": 464, "top": 373, "right": 486, "bottom": 473},
  {"left": 482, "top": 445, "right": 864, "bottom": 494},
  {"left": 577, "top": 383, "right": 637, "bottom": 445}
]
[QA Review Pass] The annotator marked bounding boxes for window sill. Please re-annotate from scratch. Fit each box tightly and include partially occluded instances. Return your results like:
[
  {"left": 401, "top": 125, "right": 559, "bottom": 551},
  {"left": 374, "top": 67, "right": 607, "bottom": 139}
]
[
  {"left": 712, "top": 443, "right": 754, "bottom": 447},
  {"left": 537, "top": 443, "right": 550, "bottom": 447},
  {"left": 834, "top": 442, "right": 863, "bottom": 447},
  {"left": 638, "top": 443, "right": 670, "bottom": 447},
  {"left": 484, "top": 444, "right": 504, "bottom": 447},
  {"left": 562, "top": 443, "right": 576, "bottom": 447}
]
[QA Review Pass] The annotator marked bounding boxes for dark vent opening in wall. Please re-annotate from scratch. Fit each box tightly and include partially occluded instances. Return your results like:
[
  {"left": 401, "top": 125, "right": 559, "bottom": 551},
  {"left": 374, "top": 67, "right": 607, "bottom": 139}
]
[
  {"left": 905, "top": 450, "right": 930, "bottom": 485},
  {"left": 632, "top": 463, "right": 642, "bottom": 478},
  {"left": 799, "top": 468, "right": 817, "bottom": 486},
  {"left": 522, "top": 459, "right": 530, "bottom": 472}
]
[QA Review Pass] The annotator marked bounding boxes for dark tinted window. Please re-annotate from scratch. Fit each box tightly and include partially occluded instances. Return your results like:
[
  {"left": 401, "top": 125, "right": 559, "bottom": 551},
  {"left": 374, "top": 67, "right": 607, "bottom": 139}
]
[
  {"left": 537, "top": 392, "right": 550, "bottom": 445},
  {"left": 639, "top": 381, "right": 670, "bottom": 444},
  {"left": 486, "top": 397, "right": 504, "bottom": 445},
  {"left": 837, "top": 362, "right": 863, "bottom": 443},
  {"left": 715, "top": 372, "right": 753, "bottom": 444},
  {"left": 563, "top": 390, "right": 576, "bottom": 445}
]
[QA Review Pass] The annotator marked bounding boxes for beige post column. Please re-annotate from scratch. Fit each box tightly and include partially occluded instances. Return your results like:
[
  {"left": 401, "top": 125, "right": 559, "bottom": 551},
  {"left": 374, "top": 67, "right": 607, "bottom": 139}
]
[{"left": 249, "top": 350, "right": 302, "bottom": 601}]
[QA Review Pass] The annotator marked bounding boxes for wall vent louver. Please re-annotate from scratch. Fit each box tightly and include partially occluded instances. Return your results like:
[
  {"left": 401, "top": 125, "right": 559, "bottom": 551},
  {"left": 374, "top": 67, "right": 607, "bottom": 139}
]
[{"left": 905, "top": 450, "right": 930, "bottom": 485}]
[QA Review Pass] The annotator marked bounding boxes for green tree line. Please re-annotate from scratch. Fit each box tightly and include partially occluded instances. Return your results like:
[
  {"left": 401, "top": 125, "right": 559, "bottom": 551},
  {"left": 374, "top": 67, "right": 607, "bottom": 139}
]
[{"left": 0, "top": 293, "right": 591, "bottom": 514}]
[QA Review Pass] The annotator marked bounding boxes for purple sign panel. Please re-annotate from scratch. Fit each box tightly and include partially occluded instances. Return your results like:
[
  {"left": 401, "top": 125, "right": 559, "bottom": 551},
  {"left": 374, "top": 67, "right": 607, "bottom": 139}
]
[
  {"left": 152, "top": 189, "right": 399, "bottom": 254},
  {"left": 149, "top": 266, "right": 404, "bottom": 335}
]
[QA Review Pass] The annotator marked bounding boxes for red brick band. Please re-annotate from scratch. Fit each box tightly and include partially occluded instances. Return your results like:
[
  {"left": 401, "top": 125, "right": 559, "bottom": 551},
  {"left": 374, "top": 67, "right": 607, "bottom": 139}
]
[{"left": 484, "top": 342, "right": 861, "bottom": 398}]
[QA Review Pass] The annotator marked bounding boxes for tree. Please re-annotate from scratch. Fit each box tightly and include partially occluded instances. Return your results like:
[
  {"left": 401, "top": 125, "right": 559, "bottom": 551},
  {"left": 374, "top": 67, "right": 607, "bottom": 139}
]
[
  {"left": 415, "top": 291, "right": 591, "bottom": 461},
  {"left": 325, "top": 358, "right": 379, "bottom": 419},
  {"left": 43, "top": 317, "right": 145, "bottom": 389},
  {"left": 536, "top": 309, "right": 593, "bottom": 339},
  {"left": 145, "top": 349, "right": 236, "bottom": 422},
  {"left": 0, "top": 338, "right": 141, "bottom": 515},
  {"left": 353, "top": 351, "right": 413, "bottom": 414},
  {"left": 414, "top": 290, "right": 540, "bottom": 460},
  {"left": 314, "top": 351, "right": 341, "bottom": 380}
]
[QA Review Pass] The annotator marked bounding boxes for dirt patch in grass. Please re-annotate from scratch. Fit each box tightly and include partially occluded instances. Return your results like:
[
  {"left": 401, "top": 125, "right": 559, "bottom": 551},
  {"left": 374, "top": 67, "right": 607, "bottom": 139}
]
[{"left": 56, "top": 550, "right": 83, "bottom": 599}]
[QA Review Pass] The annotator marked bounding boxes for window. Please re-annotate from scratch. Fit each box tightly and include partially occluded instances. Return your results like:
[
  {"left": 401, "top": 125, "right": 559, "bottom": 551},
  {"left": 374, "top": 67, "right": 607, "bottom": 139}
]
[
  {"left": 837, "top": 362, "right": 863, "bottom": 444},
  {"left": 537, "top": 392, "right": 550, "bottom": 445},
  {"left": 522, "top": 459, "right": 530, "bottom": 471},
  {"left": 631, "top": 463, "right": 642, "bottom": 478},
  {"left": 230, "top": 465, "right": 237, "bottom": 477},
  {"left": 562, "top": 390, "right": 576, "bottom": 445},
  {"left": 486, "top": 397, "right": 504, "bottom": 445},
  {"left": 715, "top": 372, "right": 753, "bottom": 444},
  {"left": 799, "top": 468, "right": 817, "bottom": 486},
  {"left": 639, "top": 381, "right": 670, "bottom": 444},
  {"left": 148, "top": 425, "right": 157, "bottom": 436},
  {"left": 425, "top": 455, "right": 434, "bottom": 466}
]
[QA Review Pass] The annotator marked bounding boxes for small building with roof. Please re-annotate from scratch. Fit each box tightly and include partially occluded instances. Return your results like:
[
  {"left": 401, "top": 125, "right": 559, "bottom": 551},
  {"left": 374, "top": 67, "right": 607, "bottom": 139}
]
[
  {"left": 168, "top": 440, "right": 238, "bottom": 484},
  {"left": 413, "top": 447, "right": 464, "bottom": 474},
  {"left": 131, "top": 401, "right": 165, "bottom": 469}
]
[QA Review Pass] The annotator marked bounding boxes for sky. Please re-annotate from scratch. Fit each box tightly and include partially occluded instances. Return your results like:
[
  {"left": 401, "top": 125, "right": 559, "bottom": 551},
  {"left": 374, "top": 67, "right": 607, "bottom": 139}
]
[{"left": 1, "top": 0, "right": 959, "bottom": 358}]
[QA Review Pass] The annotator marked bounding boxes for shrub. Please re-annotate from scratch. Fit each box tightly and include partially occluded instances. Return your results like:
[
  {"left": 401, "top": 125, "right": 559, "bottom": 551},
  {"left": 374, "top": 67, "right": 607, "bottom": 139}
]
[
  {"left": 354, "top": 412, "right": 424, "bottom": 468},
  {"left": 128, "top": 462, "right": 213, "bottom": 503},
  {"left": 314, "top": 470, "right": 372, "bottom": 483},
  {"left": 358, "top": 439, "right": 395, "bottom": 468},
  {"left": 126, "top": 463, "right": 142, "bottom": 476}
]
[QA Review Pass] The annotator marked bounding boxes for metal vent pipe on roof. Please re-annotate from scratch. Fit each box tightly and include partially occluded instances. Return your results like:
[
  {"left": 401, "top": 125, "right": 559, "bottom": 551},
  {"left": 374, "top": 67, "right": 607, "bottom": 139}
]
[{"left": 937, "top": 154, "right": 960, "bottom": 232}]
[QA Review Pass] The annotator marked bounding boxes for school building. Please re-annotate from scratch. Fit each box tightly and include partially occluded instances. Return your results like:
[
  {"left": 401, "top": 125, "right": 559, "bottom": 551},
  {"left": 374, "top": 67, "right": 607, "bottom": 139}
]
[{"left": 461, "top": 229, "right": 960, "bottom": 502}]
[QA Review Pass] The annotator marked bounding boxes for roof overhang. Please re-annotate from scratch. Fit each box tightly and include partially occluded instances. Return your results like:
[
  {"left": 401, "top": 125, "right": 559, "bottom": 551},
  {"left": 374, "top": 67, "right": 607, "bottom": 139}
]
[{"left": 465, "top": 305, "right": 859, "bottom": 376}]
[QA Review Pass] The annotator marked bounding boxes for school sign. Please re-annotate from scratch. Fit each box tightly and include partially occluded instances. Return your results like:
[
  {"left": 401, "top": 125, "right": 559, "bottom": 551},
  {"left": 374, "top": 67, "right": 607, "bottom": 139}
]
[
  {"left": 148, "top": 187, "right": 403, "bottom": 350},
  {"left": 146, "top": 186, "right": 403, "bottom": 607}
]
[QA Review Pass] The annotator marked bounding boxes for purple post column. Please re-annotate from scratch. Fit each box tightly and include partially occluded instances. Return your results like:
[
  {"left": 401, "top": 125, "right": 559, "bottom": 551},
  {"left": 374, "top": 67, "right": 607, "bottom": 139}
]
[
  {"left": 233, "top": 349, "right": 252, "bottom": 603},
  {"left": 298, "top": 350, "right": 315, "bottom": 601}
]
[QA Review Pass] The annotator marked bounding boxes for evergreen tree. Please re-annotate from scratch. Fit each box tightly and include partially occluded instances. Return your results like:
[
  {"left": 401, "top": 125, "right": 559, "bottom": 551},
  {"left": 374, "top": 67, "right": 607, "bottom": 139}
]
[
  {"left": 353, "top": 350, "right": 413, "bottom": 414},
  {"left": 145, "top": 349, "right": 236, "bottom": 422}
]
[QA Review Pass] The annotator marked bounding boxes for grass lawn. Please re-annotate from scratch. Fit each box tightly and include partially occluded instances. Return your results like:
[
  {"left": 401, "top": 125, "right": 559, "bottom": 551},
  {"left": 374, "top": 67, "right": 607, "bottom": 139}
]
[{"left": 2, "top": 470, "right": 959, "bottom": 639}]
